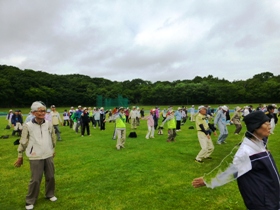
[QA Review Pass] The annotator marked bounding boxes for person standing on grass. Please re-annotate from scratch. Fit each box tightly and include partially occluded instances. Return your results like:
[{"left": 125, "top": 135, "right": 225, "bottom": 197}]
[
  {"left": 129, "top": 106, "right": 138, "bottom": 129},
  {"left": 145, "top": 109, "right": 155, "bottom": 139},
  {"left": 11, "top": 109, "right": 23, "bottom": 136},
  {"left": 50, "top": 105, "right": 62, "bottom": 141},
  {"left": 231, "top": 106, "right": 243, "bottom": 135},
  {"left": 140, "top": 108, "right": 145, "bottom": 119},
  {"left": 192, "top": 111, "right": 280, "bottom": 210},
  {"left": 154, "top": 106, "right": 160, "bottom": 130},
  {"left": 93, "top": 107, "right": 100, "bottom": 128},
  {"left": 265, "top": 105, "right": 278, "bottom": 134},
  {"left": 214, "top": 105, "right": 229, "bottom": 144},
  {"left": 99, "top": 107, "right": 107, "bottom": 130},
  {"left": 6, "top": 109, "right": 13, "bottom": 126},
  {"left": 14, "top": 101, "right": 57, "bottom": 210},
  {"left": 161, "top": 110, "right": 176, "bottom": 142},
  {"left": 69, "top": 106, "right": 75, "bottom": 129},
  {"left": 62, "top": 109, "right": 70, "bottom": 126},
  {"left": 124, "top": 108, "right": 130, "bottom": 123},
  {"left": 174, "top": 107, "right": 182, "bottom": 131},
  {"left": 80, "top": 107, "right": 91, "bottom": 137},
  {"left": 194, "top": 106, "right": 217, "bottom": 163},
  {"left": 190, "top": 105, "right": 195, "bottom": 122},
  {"left": 114, "top": 107, "right": 126, "bottom": 150},
  {"left": 74, "top": 105, "right": 83, "bottom": 133}
]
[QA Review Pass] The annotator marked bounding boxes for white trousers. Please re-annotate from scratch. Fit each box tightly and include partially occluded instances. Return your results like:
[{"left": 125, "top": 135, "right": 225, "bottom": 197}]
[{"left": 146, "top": 126, "right": 155, "bottom": 138}]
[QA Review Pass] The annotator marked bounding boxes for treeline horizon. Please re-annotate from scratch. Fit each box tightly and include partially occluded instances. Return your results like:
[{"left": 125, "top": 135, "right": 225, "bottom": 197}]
[{"left": 0, "top": 65, "right": 279, "bottom": 108}]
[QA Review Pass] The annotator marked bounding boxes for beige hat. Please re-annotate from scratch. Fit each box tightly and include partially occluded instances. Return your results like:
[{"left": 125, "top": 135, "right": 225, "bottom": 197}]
[{"left": 236, "top": 106, "right": 242, "bottom": 111}]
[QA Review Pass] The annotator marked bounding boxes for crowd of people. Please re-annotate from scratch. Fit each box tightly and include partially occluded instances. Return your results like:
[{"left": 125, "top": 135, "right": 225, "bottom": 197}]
[{"left": 5, "top": 102, "right": 280, "bottom": 209}]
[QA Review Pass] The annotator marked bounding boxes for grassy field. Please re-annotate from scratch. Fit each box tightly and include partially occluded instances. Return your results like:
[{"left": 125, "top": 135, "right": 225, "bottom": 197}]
[{"left": 0, "top": 105, "right": 279, "bottom": 210}]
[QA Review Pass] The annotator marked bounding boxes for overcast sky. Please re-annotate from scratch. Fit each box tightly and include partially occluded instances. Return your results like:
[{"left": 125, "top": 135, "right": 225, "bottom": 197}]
[{"left": 1, "top": 0, "right": 279, "bottom": 82}]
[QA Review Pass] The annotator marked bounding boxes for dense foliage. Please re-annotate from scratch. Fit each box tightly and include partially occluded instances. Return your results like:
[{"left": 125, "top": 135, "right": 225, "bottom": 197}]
[{"left": 1, "top": 65, "right": 279, "bottom": 107}]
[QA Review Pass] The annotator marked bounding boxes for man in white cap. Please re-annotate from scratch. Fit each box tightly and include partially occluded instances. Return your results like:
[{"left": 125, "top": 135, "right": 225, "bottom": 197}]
[
  {"left": 14, "top": 101, "right": 57, "bottom": 210},
  {"left": 214, "top": 105, "right": 229, "bottom": 144},
  {"left": 195, "top": 106, "right": 217, "bottom": 163}
]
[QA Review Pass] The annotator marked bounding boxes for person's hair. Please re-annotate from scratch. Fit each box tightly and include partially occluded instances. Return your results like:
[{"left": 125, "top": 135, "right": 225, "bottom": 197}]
[{"left": 31, "top": 101, "right": 46, "bottom": 112}]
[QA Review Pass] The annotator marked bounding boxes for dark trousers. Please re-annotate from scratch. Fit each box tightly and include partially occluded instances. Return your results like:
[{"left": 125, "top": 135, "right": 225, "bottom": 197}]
[
  {"left": 154, "top": 118, "right": 158, "bottom": 130},
  {"left": 69, "top": 119, "right": 74, "bottom": 128},
  {"left": 63, "top": 120, "right": 69, "bottom": 126},
  {"left": 81, "top": 123, "right": 90, "bottom": 135},
  {"left": 100, "top": 120, "right": 105, "bottom": 130},
  {"left": 176, "top": 120, "right": 181, "bottom": 130}
]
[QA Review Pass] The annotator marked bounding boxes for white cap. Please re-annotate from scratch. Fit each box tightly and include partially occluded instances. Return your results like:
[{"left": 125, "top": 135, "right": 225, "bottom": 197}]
[
  {"left": 198, "top": 105, "right": 206, "bottom": 111},
  {"left": 221, "top": 105, "right": 228, "bottom": 111}
]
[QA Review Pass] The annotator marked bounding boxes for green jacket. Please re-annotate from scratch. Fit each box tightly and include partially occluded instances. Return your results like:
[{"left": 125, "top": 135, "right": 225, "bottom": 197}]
[{"left": 115, "top": 113, "right": 126, "bottom": 129}]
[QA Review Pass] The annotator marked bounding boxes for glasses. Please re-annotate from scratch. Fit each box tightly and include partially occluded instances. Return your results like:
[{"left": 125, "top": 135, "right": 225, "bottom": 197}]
[{"left": 35, "top": 110, "right": 46, "bottom": 113}]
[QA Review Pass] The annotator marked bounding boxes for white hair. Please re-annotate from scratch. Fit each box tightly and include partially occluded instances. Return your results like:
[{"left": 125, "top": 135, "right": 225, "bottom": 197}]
[{"left": 31, "top": 101, "right": 46, "bottom": 112}]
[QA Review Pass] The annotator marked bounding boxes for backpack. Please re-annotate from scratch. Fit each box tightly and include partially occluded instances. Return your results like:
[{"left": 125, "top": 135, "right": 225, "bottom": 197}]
[
  {"left": 128, "top": 132, "right": 137, "bottom": 138},
  {"left": 0, "top": 135, "right": 9, "bottom": 139}
]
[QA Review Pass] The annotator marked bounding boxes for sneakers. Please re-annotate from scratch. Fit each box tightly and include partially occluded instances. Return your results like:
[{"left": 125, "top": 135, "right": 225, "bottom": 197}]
[
  {"left": 205, "top": 157, "right": 212, "bottom": 159},
  {"left": 46, "top": 196, "right": 57, "bottom": 202},
  {"left": 195, "top": 159, "right": 203, "bottom": 163},
  {"left": 25, "top": 204, "right": 34, "bottom": 210},
  {"left": 217, "top": 141, "right": 222, "bottom": 145}
]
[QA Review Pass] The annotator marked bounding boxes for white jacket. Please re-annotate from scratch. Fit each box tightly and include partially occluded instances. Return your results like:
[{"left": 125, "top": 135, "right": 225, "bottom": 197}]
[{"left": 17, "top": 119, "right": 56, "bottom": 160}]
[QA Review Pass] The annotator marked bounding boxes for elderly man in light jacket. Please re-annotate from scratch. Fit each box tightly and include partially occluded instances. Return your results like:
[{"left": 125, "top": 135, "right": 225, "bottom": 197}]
[{"left": 14, "top": 101, "right": 57, "bottom": 210}]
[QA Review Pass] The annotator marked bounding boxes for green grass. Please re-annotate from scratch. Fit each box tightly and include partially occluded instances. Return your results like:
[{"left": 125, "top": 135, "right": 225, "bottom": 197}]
[{"left": 0, "top": 105, "right": 279, "bottom": 210}]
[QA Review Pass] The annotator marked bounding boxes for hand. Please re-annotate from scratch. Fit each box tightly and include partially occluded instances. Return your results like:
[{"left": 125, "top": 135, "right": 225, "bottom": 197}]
[
  {"left": 207, "top": 134, "right": 210, "bottom": 139},
  {"left": 192, "top": 177, "right": 206, "bottom": 188},
  {"left": 53, "top": 152, "right": 56, "bottom": 158},
  {"left": 14, "top": 157, "right": 23, "bottom": 167},
  {"left": 213, "top": 131, "right": 217, "bottom": 136}
]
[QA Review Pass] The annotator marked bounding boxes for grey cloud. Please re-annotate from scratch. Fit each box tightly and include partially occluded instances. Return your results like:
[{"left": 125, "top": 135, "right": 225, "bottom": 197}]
[{"left": 0, "top": 0, "right": 279, "bottom": 82}]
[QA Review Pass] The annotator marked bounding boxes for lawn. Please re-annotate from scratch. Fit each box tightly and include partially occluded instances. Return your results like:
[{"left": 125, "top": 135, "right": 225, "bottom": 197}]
[{"left": 0, "top": 105, "right": 279, "bottom": 210}]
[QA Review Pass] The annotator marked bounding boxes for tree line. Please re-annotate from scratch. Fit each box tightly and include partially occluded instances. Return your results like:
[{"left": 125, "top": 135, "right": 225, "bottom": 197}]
[{"left": 0, "top": 65, "right": 279, "bottom": 108}]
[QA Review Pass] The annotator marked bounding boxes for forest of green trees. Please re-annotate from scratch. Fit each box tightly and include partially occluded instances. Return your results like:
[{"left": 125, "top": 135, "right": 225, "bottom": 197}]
[{"left": 0, "top": 65, "right": 279, "bottom": 108}]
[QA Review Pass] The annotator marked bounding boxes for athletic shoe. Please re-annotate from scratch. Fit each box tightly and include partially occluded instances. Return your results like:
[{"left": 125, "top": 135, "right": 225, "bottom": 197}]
[
  {"left": 205, "top": 157, "right": 212, "bottom": 159},
  {"left": 26, "top": 204, "right": 34, "bottom": 210},
  {"left": 195, "top": 159, "right": 203, "bottom": 163},
  {"left": 217, "top": 141, "right": 222, "bottom": 145},
  {"left": 47, "top": 196, "right": 57, "bottom": 202}
]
